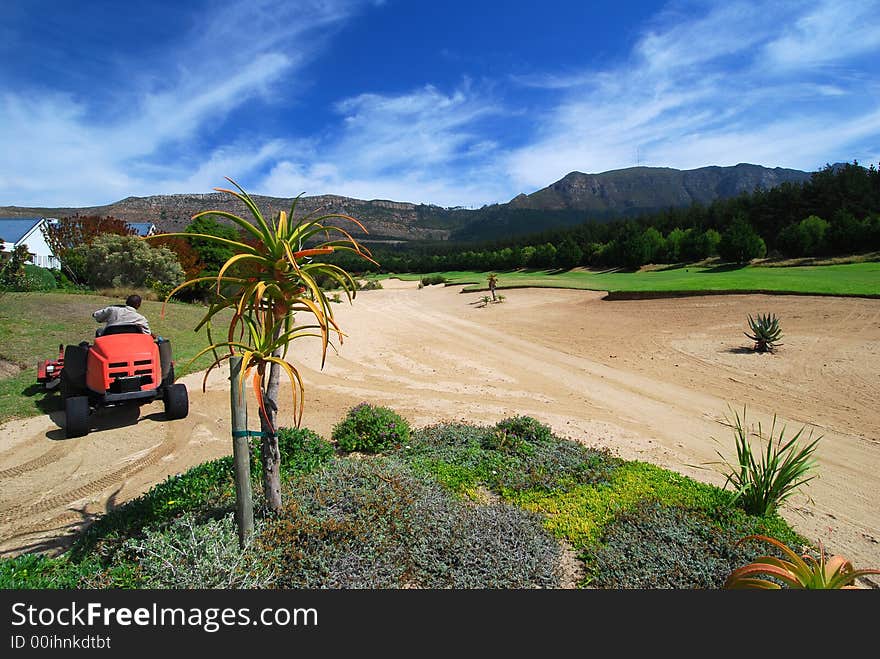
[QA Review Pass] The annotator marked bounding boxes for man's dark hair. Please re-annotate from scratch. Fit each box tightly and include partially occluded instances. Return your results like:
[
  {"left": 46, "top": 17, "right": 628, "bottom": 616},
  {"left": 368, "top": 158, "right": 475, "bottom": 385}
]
[{"left": 126, "top": 294, "right": 142, "bottom": 308}]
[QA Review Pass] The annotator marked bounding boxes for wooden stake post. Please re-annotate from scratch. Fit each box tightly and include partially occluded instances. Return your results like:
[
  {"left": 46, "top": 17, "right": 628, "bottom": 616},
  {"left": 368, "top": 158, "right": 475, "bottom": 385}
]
[{"left": 230, "top": 355, "right": 254, "bottom": 548}]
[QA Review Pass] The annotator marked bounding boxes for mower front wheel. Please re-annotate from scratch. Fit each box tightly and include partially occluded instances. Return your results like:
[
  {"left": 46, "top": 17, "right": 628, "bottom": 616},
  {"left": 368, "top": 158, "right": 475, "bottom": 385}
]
[
  {"left": 164, "top": 383, "right": 188, "bottom": 420},
  {"left": 65, "top": 396, "right": 90, "bottom": 438}
]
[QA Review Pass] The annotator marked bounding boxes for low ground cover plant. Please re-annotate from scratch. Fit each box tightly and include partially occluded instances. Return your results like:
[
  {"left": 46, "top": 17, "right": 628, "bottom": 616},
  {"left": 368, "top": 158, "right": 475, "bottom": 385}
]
[
  {"left": 257, "top": 457, "right": 561, "bottom": 588},
  {"left": 589, "top": 501, "right": 764, "bottom": 589},
  {"left": 0, "top": 411, "right": 821, "bottom": 589}
]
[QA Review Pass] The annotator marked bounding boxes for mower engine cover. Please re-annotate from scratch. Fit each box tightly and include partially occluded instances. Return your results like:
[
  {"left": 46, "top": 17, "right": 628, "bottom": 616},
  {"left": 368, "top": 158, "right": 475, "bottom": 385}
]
[{"left": 86, "top": 333, "right": 161, "bottom": 394}]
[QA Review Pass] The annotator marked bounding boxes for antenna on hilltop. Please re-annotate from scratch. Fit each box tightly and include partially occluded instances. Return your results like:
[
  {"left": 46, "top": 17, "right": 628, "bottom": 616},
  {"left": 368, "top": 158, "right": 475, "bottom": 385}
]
[{"left": 635, "top": 146, "right": 641, "bottom": 167}]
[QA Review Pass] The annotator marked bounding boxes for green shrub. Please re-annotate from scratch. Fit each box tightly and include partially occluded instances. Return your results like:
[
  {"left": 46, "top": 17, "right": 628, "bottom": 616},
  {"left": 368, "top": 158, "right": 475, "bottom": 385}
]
[
  {"left": 492, "top": 415, "right": 554, "bottom": 446},
  {"left": 0, "top": 263, "right": 58, "bottom": 292},
  {"left": 117, "top": 513, "right": 278, "bottom": 589},
  {"left": 332, "top": 402, "right": 411, "bottom": 453},
  {"left": 420, "top": 275, "right": 447, "bottom": 286},
  {"left": 67, "top": 233, "right": 184, "bottom": 289},
  {"left": 257, "top": 457, "right": 561, "bottom": 588},
  {"left": 71, "top": 427, "right": 334, "bottom": 561},
  {"left": 271, "top": 426, "right": 335, "bottom": 476},
  {"left": 22, "top": 265, "right": 58, "bottom": 291},
  {"left": 69, "top": 457, "right": 238, "bottom": 561},
  {"left": 358, "top": 279, "right": 383, "bottom": 290},
  {"left": 512, "top": 457, "right": 806, "bottom": 561},
  {"left": 588, "top": 501, "right": 764, "bottom": 589}
]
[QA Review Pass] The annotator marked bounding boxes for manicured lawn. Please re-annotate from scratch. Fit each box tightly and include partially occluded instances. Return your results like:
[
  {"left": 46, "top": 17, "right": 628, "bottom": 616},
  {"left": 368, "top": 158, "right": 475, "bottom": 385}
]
[
  {"left": 393, "top": 261, "right": 880, "bottom": 297},
  {"left": 0, "top": 292, "right": 232, "bottom": 424}
]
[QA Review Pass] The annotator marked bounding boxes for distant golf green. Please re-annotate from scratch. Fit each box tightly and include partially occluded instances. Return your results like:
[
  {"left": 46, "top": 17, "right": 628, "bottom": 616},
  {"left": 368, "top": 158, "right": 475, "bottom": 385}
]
[{"left": 395, "top": 262, "right": 880, "bottom": 297}]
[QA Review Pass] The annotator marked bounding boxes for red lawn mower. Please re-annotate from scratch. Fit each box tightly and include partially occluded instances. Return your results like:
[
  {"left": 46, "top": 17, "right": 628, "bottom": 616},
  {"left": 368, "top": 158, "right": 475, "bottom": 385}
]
[{"left": 37, "top": 325, "right": 189, "bottom": 438}]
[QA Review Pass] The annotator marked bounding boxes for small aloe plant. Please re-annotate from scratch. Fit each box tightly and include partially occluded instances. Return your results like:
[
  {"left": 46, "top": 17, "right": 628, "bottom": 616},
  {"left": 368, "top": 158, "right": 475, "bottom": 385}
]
[
  {"left": 725, "top": 535, "right": 880, "bottom": 589},
  {"left": 745, "top": 312, "right": 783, "bottom": 353}
]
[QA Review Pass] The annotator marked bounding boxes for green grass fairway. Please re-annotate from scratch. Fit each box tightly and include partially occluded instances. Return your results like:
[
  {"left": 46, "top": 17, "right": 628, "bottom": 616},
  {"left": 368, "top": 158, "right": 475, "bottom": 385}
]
[
  {"left": 0, "top": 292, "right": 232, "bottom": 424},
  {"left": 394, "top": 261, "right": 880, "bottom": 297}
]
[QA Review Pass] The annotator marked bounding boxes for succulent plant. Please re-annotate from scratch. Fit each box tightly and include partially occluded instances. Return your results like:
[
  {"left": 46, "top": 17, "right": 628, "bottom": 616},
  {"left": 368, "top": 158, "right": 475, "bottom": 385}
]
[
  {"left": 725, "top": 535, "right": 880, "bottom": 589},
  {"left": 744, "top": 312, "right": 783, "bottom": 353}
]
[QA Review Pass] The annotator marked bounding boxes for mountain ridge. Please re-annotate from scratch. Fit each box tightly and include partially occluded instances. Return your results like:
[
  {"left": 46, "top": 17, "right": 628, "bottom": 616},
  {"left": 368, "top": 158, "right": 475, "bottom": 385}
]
[{"left": 0, "top": 163, "right": 816, "bottom": 242}]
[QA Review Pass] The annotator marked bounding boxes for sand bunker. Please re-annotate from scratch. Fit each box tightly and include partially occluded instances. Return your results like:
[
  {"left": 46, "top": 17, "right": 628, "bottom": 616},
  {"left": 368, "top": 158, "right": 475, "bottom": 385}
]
[{"left": 1, "top": 279, "right": 877, "bottom": 578}]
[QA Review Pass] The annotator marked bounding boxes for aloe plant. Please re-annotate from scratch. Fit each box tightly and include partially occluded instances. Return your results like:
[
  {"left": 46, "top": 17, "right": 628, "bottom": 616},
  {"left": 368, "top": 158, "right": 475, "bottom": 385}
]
[
  {"left": 745, "top": 312, "right": 783, "bottom": 353},
  {"left": 725, "top": 535, "right": 880, "bottom": 589},
  {"left": 147, "top": 177, "right": 375, "bottom": 511}
]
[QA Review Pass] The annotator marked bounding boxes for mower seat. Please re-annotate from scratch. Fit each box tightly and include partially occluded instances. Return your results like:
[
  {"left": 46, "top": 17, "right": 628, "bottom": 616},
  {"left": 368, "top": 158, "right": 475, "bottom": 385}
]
[{"left": 99, "top": 324, "right": 148, "bottom": 337}]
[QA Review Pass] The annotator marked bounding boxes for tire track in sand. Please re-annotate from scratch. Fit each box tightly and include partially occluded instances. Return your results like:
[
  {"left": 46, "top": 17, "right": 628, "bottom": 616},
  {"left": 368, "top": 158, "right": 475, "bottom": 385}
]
[
  {"left": 0, "top": 443, "right": 69, "bottom": 480},
  {"left": 0, "top": 439, "right": 175, "bottom": 524}
]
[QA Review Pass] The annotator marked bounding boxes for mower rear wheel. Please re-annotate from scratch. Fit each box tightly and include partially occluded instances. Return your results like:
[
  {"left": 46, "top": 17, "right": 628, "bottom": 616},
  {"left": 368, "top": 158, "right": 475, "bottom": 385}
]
[
  {"left": 164, "top": 383, "right": 188, "bottom": 420},
  {"left": 60, "top": 344, "right": 88, "bottom": 398},
  {"left": 65, "top": 396, "right": 90, "bottom": 438},
  {"left": 161, "top": 364, "right": 175, "bottom": 389}
]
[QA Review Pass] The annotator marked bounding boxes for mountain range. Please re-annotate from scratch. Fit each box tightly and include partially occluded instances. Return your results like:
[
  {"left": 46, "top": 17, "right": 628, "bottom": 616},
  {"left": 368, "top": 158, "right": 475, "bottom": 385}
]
[{"left": 0, "top": 163, "right": 814, "bottom": 243}]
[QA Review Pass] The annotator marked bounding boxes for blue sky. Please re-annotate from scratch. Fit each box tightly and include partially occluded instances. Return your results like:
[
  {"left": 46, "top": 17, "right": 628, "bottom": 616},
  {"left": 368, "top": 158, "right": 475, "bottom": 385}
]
[{"left": 2, "top": 0, "right": 878, "bottom": 208}]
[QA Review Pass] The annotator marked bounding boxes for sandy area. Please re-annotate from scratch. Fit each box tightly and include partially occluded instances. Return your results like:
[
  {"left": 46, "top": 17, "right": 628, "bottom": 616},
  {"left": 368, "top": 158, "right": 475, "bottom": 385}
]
[{"left": 1, "top": 278, "right": 878, "bottom": 581}]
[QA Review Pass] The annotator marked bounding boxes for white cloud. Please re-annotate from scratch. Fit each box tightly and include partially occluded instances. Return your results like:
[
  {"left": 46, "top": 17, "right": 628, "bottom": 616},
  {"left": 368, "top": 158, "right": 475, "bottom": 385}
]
[
  {"left": 3, "top": 0, "right": 879, "bottom": 210},
  {"left": 505, "top": 0, "right": 880, "bottom": 190},
  {"left": 763, "top": 0, "right": 880, "bottom": 70},
  {"left": 255, "top": 83, "right": 510, "bottom": 206},
  {"left": 0, "top": 0, "right": 366, "bottom": 206},
  {"left": 332, "top": 84, "right": 501, "bottom": 173}
]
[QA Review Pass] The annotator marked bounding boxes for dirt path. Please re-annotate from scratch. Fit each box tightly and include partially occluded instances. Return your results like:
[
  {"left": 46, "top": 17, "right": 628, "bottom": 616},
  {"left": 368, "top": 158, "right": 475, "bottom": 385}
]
[{"left": 1, "top": 279, "right": 878, "bottom": 577}]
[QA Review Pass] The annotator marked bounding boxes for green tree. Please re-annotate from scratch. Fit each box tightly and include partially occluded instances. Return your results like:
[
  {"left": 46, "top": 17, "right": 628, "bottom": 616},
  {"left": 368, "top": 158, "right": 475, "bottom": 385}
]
[
  {"left": 827, "top": 210, "right": 865, "bottom": 254},
  {"left": 531, "top": 242, "right": 557, "bottom": 268},
  {"left": 680, "top": 228, "right": 721, "bottom": 262},
  {"left": 149, "top": 178, "right": 374, "bottom": 514},
  {"left": 555, "top": 238, "right": 584, "bottom": 269},
  {"left": 67, "top": 234, "right": 184, "bottom": 289},
  {"left": 718, "top": 217, "right": 766, "bottom": 263},
  {"left": 777, "top": 215, "right": 830, "bottom": 257},
  {"left": 616, "top": 223, "right": 648, "bottom": 269},
  {"left": 665, "top": 228, "right": 687, "bottom": 262},
  {"left": 184, "top": 215, "right": 239, "bottom": 272},
  {"left": 641, "top": 227, "right": 666, "bottom": 264}
]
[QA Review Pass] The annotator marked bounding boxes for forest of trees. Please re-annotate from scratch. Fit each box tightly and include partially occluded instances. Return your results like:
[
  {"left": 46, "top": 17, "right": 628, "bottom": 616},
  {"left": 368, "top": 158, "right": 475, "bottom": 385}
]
[
  {"left": 13, "top": 161, "right": 876, "bottom": 298},
  {"left": 332, "top": 161, "right": 880, "bottom": 274}
]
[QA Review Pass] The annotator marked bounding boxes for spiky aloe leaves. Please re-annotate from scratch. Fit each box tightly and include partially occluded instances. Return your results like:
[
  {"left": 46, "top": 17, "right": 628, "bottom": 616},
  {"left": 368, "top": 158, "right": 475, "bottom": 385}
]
[{"left": 744, "top": 312, "right": 783, "bottom": 353}]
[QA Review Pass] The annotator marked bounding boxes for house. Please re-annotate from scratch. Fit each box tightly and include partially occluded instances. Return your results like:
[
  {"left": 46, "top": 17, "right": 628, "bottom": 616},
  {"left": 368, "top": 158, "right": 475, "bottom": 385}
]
[
  {"left": 0, "top": 217, "right": 60, "bottom": 269},
  {"left": 128, "top": 222, "right": 157, "bottom": 237}
]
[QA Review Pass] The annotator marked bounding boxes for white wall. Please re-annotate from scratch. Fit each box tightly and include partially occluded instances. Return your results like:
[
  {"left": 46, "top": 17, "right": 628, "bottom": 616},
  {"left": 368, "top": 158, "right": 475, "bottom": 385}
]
[{"left": 9, "top": 221, "right": 60, "bottom": 269}]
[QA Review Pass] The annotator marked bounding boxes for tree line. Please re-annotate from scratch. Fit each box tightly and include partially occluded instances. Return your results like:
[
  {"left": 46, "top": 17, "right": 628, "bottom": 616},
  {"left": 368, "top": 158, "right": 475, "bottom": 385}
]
[
  {"left": 21, "top": 161, "right": 880, "bottom": 298},
  {"left": 339, "top": 161, "right": 880, "bottom": 274}
]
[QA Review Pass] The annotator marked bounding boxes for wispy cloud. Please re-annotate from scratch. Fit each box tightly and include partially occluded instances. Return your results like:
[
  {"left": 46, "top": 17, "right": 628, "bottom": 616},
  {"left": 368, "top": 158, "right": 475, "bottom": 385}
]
[
  {"left": 2, "top": 0, "right": 879, "bottom": 210},
  {"left": 0, "top": 0, "right": 365, "bottom": 206},
  {"left": 257, "top": 82, "right": 509, "bottom": 206},
  {"left": 763, "top": 0, "right": 880, "bottom": 70},
  {"left": 506, "top": 0, "right": 880, "bottom": 190}
]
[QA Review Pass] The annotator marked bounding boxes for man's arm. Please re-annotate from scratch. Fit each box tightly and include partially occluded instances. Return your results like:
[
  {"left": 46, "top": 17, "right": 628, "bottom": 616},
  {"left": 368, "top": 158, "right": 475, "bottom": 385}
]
[{"left": 92, "top": 307, "right": 112, "bottom": 323}]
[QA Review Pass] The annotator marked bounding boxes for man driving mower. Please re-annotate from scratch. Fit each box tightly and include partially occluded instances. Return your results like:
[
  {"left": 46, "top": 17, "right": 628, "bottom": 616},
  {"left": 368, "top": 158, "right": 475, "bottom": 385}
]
[{"left": 92, "top": 294, "right": 151, "bottom": 336}]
